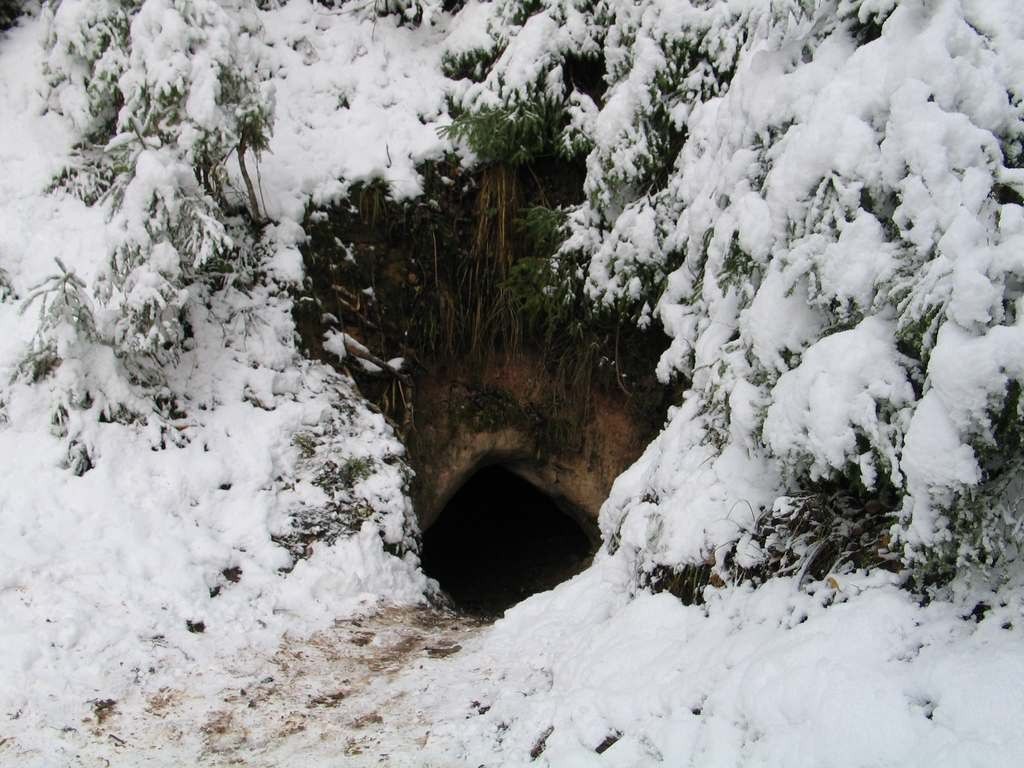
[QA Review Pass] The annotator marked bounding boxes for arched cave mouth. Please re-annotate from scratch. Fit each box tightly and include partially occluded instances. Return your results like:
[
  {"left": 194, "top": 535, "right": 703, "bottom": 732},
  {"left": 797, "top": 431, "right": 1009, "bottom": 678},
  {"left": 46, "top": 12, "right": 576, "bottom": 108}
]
[{"left": 421, "top": 465, "right": 597, "bottom": 616}]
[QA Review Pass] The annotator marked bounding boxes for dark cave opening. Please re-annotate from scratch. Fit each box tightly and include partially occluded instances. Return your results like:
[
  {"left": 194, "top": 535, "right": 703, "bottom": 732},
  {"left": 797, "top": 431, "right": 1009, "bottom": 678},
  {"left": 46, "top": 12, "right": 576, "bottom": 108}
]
[{"left": 421, "top": 465, "right": 596, "bottom": 617}]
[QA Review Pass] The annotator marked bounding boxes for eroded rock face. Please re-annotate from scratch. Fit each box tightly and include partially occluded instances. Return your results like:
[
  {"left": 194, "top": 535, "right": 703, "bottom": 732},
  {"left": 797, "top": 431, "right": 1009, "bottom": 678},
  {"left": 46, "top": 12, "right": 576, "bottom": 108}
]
[{"left": 408, "top": 353, "right": 650, "bottom": 538}]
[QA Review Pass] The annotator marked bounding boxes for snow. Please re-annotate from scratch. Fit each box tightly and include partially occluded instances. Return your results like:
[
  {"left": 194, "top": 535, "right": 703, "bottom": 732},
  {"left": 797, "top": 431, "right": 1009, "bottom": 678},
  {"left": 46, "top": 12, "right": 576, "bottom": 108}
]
[
  {"left": 453, "top": 0, "right": 604, "bottom": 118},
  {"left": 2, "top": 1, "right": 1024, "bottom": 765},
  {"left": 256, "top": 0, "right": 451, "bottom": 217},
  {"left": 441, "top": 0, "right": 496, "bottom": 61},
  {"left": 763, "top": 315, "right": 914, "bottom": 489},
  {"left": 601, "top": 396, "right": 781, "bottom": 570},
  {"left": 425, "top": 560, "right": 1024, "bottom": 767}
]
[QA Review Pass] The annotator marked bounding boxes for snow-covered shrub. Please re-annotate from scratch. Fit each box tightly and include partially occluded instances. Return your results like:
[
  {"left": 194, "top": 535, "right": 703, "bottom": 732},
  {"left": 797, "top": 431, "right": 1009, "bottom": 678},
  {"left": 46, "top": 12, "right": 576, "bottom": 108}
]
[
  {"left": 0, "top": 265, "right": 15, "bottom": 302},
  {"left": 444, "top": 0, "right": 606, "bottom": 166},
  {"left": 483, "top": 0, "right": 1024, "bottom": 586},
  {"left": 43, "top": 0, "right": 138, "bottom": 141},
  {"left": 115, "top": 0, "right": 274, "bottom": 205},
  {"left": 580, "top": 0, "right": 775, "bottom": 219},
  {"left": 639, "top": 490, "right": 898, "bottom": 605},
  {"left": 315, "top": 0, "right": 444, "bottom": 27},
  {"left": 728, "top": 492, "right": 899, "bottom": 589},
  {"left": 762, "top": 317, "right": 915, "bottom": 491},
  {"left": 47, "top": 0, "right": 275, "bottom": 211},
  {"left": 440, "top": 0, "right": 498, "bottom": 79},
  {"left": 0, "top": 0, "right": 24, "bottom": 31},
  {"left": 98, "top": 148, "right": 234, "bottom": 361},
  {"left": 14, "top": 258, "right": 156, "bottom": 474},
  {"left": 380, "top": 0, "right": 445, "bottom": 27},
  {"left": 17, "top": 258, "right": 98, "bottom": 383},
  {"left": 42, "top": 0, "right": 274, "bottom": 374}
]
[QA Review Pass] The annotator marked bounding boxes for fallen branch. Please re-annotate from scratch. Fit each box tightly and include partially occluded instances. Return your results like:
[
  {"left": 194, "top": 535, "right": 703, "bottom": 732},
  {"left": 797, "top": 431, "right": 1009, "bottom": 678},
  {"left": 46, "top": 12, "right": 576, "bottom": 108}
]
[{"left": 342, "top": 334, "right": 411, "bottom": 384}]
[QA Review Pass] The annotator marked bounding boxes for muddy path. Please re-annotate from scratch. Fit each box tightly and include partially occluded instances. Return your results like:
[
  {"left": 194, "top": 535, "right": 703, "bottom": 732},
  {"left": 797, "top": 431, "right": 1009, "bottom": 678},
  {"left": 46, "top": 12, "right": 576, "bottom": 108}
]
[{"left": 58, "top": 606, "right": 492, "bottom": 767}]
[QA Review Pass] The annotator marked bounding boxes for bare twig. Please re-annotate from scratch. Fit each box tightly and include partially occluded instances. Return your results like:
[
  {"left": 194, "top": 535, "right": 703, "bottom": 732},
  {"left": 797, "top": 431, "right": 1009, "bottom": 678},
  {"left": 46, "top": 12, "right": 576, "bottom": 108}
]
[{"left": 614, "top": 325, "right": 632, "bottom": 397}]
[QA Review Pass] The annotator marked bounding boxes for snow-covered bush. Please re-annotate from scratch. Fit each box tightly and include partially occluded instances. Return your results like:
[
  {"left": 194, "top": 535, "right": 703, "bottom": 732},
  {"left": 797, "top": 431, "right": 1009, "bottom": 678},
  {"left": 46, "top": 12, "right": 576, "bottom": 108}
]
[
  {"left": 315, "top": 0, "right": 444, "bottom": 28},
  {"left": 47, "top": 0, "right": 275, "bottom": 211},
  {"left": 115, "top": 0, "right": 274, "bottom": 204},
  {"left": 0, "top": 265, "right": 15, "bottom": 302},
  {"left": 443, "top": 0, "right": 606, "bottom": 165},
  {"left": 43, "top": 0, "right": 138, "bottom": 141},
  {"left": 580, "top": 0, "right": 784, "bottom": 219},
  {"left": 99, "top": 148, "right": 234, "bottom": 360},
  {"left": 475, "top": 0, "right": 1024, "bottom": 585},
  {"left": 42, "top": 0, "right": 274, "bottom": 379},
  {"left": 0, "top": 0, "right": 24, "bottom": 31},
  {"left": 17, "top": 258, "right": 97, "bottom": 382}
]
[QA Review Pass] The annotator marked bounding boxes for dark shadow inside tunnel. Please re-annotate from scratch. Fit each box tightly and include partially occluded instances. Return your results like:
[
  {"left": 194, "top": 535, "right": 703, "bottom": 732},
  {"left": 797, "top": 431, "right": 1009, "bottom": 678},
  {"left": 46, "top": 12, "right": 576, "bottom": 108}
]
[{"left": 420, "top": 465, "right": 596, "bottom": 616}]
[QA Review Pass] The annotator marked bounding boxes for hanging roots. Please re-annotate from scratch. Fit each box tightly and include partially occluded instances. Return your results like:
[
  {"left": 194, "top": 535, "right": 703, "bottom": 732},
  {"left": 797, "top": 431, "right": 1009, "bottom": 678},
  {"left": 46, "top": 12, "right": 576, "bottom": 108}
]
[{"left": 464, "top": 164, "right": 521, "bottom": 356}]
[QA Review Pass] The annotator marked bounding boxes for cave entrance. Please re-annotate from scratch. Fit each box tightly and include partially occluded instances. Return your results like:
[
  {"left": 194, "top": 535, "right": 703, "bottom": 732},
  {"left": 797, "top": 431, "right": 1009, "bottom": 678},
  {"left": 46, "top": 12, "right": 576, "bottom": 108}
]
[{"left": 421, "top": 465, "right": 597, "bottom": 616}]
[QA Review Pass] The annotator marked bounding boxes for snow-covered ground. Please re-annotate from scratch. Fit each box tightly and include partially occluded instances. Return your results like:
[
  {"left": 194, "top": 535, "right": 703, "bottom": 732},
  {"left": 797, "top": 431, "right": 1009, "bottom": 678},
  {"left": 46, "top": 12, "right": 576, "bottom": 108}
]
[
  {"left": 7, "top": 559, "right": 1023, "bottom": 766},
  {"left": 2, "top": 2, "right": 1024, "bottom": 766}
]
